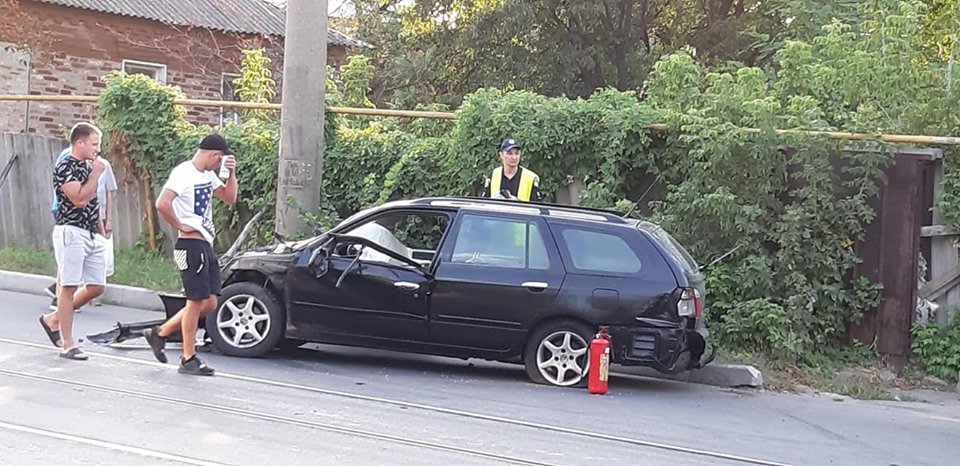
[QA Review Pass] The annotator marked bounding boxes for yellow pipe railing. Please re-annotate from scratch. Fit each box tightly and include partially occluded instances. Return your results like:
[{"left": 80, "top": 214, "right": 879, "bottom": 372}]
[{"left": 2, "top": 94, "right": 959, "bottom": 145}]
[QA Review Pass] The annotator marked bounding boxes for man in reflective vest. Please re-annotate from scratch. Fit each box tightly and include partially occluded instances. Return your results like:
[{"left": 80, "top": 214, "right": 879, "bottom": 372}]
[{"left": 486, "top": 138, "right": 541, "bottom": 202}]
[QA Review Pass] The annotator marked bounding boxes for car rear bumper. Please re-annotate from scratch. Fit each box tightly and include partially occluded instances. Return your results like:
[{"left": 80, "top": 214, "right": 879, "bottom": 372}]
[{"left": 608, "top": 324, "right": 707, "bottom": 373}]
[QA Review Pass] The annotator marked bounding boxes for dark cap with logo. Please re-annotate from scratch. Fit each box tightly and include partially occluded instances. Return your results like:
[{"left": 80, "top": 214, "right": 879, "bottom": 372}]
[
  {"left": 199, "top": 133, "right": 234, "bottom": 155},
  {"left": 500, "top": 138, "right": 520, "bottom": 152}
]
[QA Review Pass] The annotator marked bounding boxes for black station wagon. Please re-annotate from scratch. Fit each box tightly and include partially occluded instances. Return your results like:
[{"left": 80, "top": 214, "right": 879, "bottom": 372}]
[{"left": 204, "top": 197, "right": 711, "bottom": 387}]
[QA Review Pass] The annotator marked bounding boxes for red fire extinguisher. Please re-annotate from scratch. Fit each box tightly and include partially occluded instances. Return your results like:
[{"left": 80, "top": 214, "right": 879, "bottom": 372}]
[{"left": 588, "top": 326, "right": 611, "bottom": 395}]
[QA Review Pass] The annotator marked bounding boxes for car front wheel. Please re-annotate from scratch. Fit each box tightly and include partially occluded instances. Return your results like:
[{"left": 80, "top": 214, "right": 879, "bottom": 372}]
[
  {"left": 523, "top": 320, "right": 593, "bottom": 387},
  {"left": 206, "top": 282, "right": 285, "bottom": 357}
]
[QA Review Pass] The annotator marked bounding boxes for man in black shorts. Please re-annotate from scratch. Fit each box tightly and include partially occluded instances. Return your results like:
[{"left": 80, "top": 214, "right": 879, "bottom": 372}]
[{"left": 143, "top": 134, "right": 237, "bottom": 375}]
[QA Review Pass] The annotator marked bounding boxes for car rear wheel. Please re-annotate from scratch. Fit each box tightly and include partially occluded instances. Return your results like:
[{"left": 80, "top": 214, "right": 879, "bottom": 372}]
[
  {"left": 524, "top": 320, "right": 593, "bottom": 387},
  {"left": 206, "top": 282, "right": 285, "bottom": 357}
]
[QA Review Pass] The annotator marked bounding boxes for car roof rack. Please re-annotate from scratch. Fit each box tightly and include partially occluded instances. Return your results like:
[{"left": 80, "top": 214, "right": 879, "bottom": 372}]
[{"left": 418, "top": 197, "right": 630, "bottom": 224}]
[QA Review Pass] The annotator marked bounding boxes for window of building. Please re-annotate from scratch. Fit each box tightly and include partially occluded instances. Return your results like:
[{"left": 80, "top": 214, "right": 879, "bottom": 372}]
[
  {"left": 121, "top": 59, "right": 167, "bottom": 83},
  {"left": 220, "top": 72, "right": 242, "bottom": 126}
]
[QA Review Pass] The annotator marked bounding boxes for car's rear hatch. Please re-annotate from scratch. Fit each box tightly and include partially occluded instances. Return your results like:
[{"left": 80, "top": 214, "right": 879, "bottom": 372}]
[{"left": 635, "top": 221, "right": 703, "bottom": 295}]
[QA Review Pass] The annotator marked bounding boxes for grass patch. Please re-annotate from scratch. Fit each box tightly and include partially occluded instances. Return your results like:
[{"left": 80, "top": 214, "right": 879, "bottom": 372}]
[
  {"left": 713, "top": 346, "right": 909, "bottom": 401},
  {"left": 0, "top": 246, "right": 56, "bottom": 276},
  {"left": 0, "top": 245, "right": 180, "bottom": 292},
  {"left": 112, "top": 248, "right": 181, "bottom": 292}
]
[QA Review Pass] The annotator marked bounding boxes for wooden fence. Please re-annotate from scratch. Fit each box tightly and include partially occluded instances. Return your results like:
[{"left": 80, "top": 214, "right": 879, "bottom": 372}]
[{"left": 0, "top": 133, "right": 146, "bottom": 250}]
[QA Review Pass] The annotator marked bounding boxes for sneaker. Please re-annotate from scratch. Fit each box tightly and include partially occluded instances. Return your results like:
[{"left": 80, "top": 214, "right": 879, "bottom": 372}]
[
  {"left": 44, "top": 283, "right": 56, "bottom": 298},
  {"left": 179, "top": 356, "right": 215, "bottom": 376},
  {"left": 142, "top": 327, "right": 168, "bottom": 363}
]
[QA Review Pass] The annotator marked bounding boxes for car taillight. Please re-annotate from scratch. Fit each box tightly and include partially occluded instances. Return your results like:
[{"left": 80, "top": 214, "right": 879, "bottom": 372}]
[{"left": 678, "top": 287, "right": 703, "bottom": 318}]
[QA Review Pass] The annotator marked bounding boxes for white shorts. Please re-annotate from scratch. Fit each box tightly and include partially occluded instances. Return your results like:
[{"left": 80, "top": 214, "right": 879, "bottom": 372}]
[{"left": 53, "top": 225, "right": 106, "bottom": 287}]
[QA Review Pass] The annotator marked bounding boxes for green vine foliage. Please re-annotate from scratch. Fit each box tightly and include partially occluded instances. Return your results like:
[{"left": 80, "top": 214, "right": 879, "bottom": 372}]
[
  {"left": 95, "top": 1, "right": 959, "bottom": 364},
  {"left": 912, "top": 315, "right": 960, "bottom": 381},
  {"left": 98, "top": 72, "right": 194, "bottom": 184},
  {"left": 233, "top": 48, "right": 278, "bottom": 120}
]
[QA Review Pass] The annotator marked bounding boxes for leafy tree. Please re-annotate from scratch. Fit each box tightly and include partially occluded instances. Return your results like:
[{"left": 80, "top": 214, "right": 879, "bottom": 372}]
[{"left": 344, "top": 0, "right": 805, "bottom": 105}]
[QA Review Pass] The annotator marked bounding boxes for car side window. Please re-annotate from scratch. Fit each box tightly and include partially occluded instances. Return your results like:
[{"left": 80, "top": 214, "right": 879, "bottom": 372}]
[
  {"left": 341, "top": 212, "right": 449, "bottom": 266},
  {"left": 560, "top": 228, "right": 641, "bottom": 274},
  {"left": 450, "top": 214, "right": 550, "bottom": 270}
]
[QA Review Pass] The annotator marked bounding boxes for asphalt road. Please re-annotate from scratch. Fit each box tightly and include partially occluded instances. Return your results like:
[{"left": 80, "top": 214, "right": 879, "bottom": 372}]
[{"left": 0, "top": 290, "right": 957, "bottom": 465}]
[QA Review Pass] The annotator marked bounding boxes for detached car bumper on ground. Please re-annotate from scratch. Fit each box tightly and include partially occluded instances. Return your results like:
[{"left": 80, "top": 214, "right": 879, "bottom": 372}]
[{"left": 135, "top": 197, "right": 713, "bottom": 387}]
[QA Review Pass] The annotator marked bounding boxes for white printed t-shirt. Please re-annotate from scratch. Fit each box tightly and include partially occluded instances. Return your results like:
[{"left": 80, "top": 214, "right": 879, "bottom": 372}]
[{"left": 161, "top": 161, "right": 225, "bottom": 244}]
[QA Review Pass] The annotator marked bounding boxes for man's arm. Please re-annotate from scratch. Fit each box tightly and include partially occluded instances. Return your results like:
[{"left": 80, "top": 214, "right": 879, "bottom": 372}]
[
  {"left": 61, "top": 161, "right": 104, "bottom": 209},
  {"left": 104, "top": 190, "right": 115, "bottom": 238},
  {"left": 213, "top": 174, "right": 238, "bottom": 205},
  {"left": 530, "top": 185, "right": 541, "bottom": 202},
  {"left": 155, "top": 189, "right": 196, "bottom": 233},
  {"left": 529, "top": 175, "right": 541, "bottom": 202}
]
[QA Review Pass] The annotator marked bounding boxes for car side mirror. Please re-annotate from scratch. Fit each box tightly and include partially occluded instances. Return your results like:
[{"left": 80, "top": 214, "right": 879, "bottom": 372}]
[
  {"left": 309, "top": 245, "right": 330, "bottom": 278},
  {"left": 309, "top": 246, "right": 327, "bottom": 265}
]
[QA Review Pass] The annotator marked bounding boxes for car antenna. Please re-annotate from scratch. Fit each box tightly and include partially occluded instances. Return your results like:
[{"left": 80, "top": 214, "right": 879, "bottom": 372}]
[
  {"left": 699, "top": 244, "right": 743, "bottom": 272},
  {"left": 622, "top": 175, "right": 661, "bottom": 219}
]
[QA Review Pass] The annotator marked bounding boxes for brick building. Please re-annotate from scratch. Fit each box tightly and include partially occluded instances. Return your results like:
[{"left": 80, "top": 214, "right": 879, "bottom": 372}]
[{"left": 0, "top": 0, "right": 365, "bottom": 136}]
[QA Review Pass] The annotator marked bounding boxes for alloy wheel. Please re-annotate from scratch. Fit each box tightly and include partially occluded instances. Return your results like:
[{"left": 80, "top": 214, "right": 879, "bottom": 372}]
[
  {"left": 535, "top": 330, "right": 590, "bottom": 386},
  {"left": 216, "top": 294, "right": 272, "bottom": 349}
]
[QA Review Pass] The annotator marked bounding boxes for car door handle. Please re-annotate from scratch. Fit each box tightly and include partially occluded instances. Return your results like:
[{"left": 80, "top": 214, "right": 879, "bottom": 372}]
[
  {"left": 394, "top": 281, "right": 420, "bottom": 291},
  {"left": 522, "top": 281, "right": 549, "bottom": 291}
]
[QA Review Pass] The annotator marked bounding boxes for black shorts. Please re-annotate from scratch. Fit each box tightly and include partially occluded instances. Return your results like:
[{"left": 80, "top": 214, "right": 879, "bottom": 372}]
[{"left": 173, "top": 238, "right": 222, "bottom": 300}]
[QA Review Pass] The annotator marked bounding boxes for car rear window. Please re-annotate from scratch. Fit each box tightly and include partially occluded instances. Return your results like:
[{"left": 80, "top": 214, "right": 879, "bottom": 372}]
[
  {"left": 560, "top": 228, "right": 641, "bottom": 274},
  {"left": 637, "top": 221, "right": 699, "bottom": 276}
]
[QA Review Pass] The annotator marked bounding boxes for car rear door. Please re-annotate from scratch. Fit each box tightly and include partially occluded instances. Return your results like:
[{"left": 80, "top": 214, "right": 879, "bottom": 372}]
[
  {"left": 546, "top": 220, "right": 680, "bottom": 326},
  {"left": 429, "top": 210, "right": 564, "bottom": 352}
]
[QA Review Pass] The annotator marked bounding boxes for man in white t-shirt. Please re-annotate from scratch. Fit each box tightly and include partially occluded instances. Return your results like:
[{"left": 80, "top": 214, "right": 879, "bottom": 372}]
[{"left": 143, "top": 134, "right": 238, "bottom": 376}]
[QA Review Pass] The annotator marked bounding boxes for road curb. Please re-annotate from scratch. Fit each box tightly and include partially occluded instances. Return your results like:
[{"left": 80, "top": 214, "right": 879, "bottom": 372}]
[
  {"left": 614, "top": 364, "right": 764, "bottom": 389},
  {"left": 0, "top": 270, "right": 163, "bottom": 312}
]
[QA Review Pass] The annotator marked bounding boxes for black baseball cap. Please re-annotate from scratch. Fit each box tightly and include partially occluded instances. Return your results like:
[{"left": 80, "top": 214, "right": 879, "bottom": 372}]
[
  {"left": 199, "top": 134, "right": 234, "bottom": 155},
  {"left": 500, "top": 138, "right": 520, "bottom": 151}
]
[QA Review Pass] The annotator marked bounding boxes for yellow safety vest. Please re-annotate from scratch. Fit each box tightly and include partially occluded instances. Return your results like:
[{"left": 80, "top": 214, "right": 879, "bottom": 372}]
[{"left": 490, "top": 166, "right": 538, "bottom": 202}]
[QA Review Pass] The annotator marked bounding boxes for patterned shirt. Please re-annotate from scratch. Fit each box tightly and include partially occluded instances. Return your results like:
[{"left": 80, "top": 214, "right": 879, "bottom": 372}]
[{"left": 54, "top": 156, "right": 100, "bottom": 234}]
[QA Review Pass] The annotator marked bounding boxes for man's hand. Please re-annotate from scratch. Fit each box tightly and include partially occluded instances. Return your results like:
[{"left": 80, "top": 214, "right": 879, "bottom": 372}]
[
  {"left": 104, "top": 219, "right": 114, "bottom": 239},
  {"left": 222, "top": 155, "right": 236, "bottom": 174},
  {"left": 90, "top": 157, "right": 105, "bottom": 174}
]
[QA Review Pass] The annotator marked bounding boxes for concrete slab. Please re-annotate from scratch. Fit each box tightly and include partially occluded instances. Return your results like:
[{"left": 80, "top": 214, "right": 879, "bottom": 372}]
[{"left": 615, "top": 364, "right": 763, "bottom": 389}]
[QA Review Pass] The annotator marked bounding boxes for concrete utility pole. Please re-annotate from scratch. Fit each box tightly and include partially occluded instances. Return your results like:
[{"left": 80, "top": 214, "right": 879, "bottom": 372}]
[{"left": 276, "top": 0, "right": 328, "bottom": 237}]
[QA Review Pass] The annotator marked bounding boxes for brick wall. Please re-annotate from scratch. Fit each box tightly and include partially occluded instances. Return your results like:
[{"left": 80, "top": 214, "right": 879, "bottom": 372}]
[
  {"left": 2, "top": 1, "right": 351, "bottom": 137},
  {"left": 0, "top": 43, "right": 29, "bottom": 133}
]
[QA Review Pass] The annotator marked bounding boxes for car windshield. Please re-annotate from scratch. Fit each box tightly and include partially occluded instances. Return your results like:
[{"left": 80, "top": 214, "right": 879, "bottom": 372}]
[{"left": 636, "top": 221, "right": 699, "bottom": 276}]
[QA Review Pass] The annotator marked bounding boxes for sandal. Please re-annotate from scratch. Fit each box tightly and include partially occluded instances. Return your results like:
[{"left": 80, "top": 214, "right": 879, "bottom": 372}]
[
  {"left": 59, "top": 347, "right": 88, "bottom": 360},
  {"left": 39, "top": 316, "right": 61, "bottom": 348}
]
